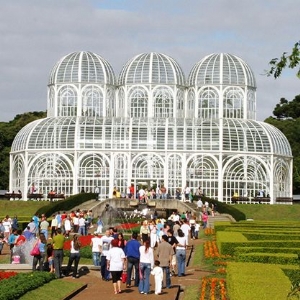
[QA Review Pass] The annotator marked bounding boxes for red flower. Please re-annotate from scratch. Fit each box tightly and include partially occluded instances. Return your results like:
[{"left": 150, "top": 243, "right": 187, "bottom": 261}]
[{"left": 0, "top": 271, "right": 18, "bottom": 281}]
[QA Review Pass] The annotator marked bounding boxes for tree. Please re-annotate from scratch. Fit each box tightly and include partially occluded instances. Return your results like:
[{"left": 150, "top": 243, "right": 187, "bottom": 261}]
[
  {"left": 272, "top": 95, "right": 300, "bottom": 119},
  {"left": 0, "top": 111, "right": 46, "bottom": 189},
  {"left": 267, "top": 41, "right": 300, "bottom": 78},
  {"left": 265, "top": 95, "right": 300, "bottom": 194}
]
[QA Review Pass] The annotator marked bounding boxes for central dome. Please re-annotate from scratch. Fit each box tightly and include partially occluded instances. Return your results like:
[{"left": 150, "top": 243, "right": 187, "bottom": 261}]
[
  {"left": 118, "top": 52, "right": 185, "bottom": 86},
  {"left": 48, "top": 51, "right": 116, "bottom": 85}
]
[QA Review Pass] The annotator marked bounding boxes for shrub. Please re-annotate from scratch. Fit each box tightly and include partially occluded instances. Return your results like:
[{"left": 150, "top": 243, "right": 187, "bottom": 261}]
[
  {"left": 0, "top": 271, "right": 56, "bottom": 300},
  {"left": 35, "top": 193, "right": 96, "bottom": 217}
]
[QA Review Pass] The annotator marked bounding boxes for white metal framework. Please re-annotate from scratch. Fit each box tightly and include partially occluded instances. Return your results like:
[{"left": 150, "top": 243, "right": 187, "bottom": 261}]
[{"left": 10, "top": 51, "right": 293, "bottom": 203}]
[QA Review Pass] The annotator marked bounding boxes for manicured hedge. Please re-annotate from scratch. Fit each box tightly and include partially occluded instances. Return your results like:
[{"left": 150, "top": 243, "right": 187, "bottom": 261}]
[
  {"left": 234, "top": 246, "right": 300, "bottom": 256},
  {"left": 35, "top": 193, "right": 97, "bottom": 217},
  {"left": 0, "top": 271, "right": 56, "bottom": 300},
  {"left": 242, "top": 232, "right": 300, "bottom": 241},
  {"left": 236, "top": 252, "right": 299, "bottom": 265},
  {"left": 226, "top": 262, "right": 291, "bottom": 300},
  {"left": 217, "top": 229, "right": 300, "bottom": 255}
]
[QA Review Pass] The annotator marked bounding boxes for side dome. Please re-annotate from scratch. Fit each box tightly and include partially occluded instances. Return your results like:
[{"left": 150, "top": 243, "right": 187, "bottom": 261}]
[
  {"left": 188, "top": 53, "right": 256, "bottom": 87},
  {"left": 48, "top": 51, "right": 116, "bottom": 85},
  {"left": 118, "top": 52, "right": 185, "bottom": 86}
]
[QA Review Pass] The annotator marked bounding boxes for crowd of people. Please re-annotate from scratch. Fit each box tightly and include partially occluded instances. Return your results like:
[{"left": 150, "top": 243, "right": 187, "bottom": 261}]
[
  {"left": 89, "top": 208, "right": 204, "bottom": 295},
  {"left": 0, "top": 201, "right": 209, "bottom": 295}
]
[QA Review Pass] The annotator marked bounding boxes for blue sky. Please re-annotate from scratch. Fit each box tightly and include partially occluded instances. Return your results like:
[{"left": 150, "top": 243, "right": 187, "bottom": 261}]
[{"left": 0, "top": 0, "right": 299, "bottom": 121}]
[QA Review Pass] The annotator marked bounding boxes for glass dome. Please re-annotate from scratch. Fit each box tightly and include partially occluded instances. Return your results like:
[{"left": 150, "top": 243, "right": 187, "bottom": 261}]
[
  {"left": 118, "top": 52, "right": 185, "bottom": 86},
  {"left": 48, "top": 51, "right": 116, "bottom": 85},
  {"left": 10, "top": 50, "right": 292, "bottom": 204},
  {"left": 188, "top": 53, "right": 256, "bottom": 87}
]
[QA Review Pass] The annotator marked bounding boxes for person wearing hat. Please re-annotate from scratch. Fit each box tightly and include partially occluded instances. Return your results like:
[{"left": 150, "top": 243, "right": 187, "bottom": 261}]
[{"left": 90, "top": 231, "right": 101, "bottom": 266}]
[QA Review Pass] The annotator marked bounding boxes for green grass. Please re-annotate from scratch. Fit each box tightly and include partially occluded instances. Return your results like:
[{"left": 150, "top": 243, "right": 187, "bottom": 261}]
[
  {"left": 183, "top": 285, "right": 200, "bottom": 300},
  {"left": 231, "top": 204, "right": 300, "bottom": 221},
  {"left": 19, "top": 278, "right": 85, "bottom": 300},
  {"left": 0, "top": 200, "right": 49, "bottom": 218}
]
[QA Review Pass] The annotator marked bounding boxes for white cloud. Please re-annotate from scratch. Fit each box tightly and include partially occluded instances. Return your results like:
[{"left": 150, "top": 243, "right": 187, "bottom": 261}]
[{"left": 0, "top": 0, "right": 299, "bottom": 121}]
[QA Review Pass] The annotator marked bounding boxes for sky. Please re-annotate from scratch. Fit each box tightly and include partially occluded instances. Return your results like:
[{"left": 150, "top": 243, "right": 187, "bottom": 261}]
[{"left": 0, "top": 0, "right": 299, "bottom": 122}]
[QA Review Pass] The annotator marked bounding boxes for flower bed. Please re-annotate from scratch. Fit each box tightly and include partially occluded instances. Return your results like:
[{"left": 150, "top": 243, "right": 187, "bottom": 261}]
[
  {"left": 0, "top": 271, "right": 17, "bottom": 281},
  {"left": 200, "top": 277, "right": 228, "bottom": 300},
  {"left": 63, "top": 223, "right": 139, "bottom": 250}
]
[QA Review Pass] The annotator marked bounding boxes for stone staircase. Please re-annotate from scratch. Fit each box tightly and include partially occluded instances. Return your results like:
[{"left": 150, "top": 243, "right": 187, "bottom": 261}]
[{"left": 208, "top": 213, "right": 235, "bottom": 228}]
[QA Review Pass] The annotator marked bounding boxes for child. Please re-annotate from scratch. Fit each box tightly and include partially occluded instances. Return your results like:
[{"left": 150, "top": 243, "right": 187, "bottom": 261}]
[
  {"left": 151, "top": 260, "right": 163, "bottom": 295},
  {"left": 46, "top": 243, "right": 54, "bottom": 273}
]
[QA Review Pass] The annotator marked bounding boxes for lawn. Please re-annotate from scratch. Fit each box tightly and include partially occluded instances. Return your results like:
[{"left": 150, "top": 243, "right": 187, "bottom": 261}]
[
  {"left": 232, "top": 204, "right": 300, "bottom": 221},
  {"left": 0, "top": 200, "right": 49, "bottom": 218}
]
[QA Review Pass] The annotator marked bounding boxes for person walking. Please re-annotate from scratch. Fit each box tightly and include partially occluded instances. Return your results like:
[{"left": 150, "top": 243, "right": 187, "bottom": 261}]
[
  {"left": 40, "top": 216, "right": 49, "bottom": 240},
  {"left": 151, "top": 260, "right": 164, "bottom": 295},
  {"left": 106, "top": 239, "right": 126, "bottom": 294},
  {"left": 65, "top": 234, "right": 81, "bottom": 278},
  {"left": 99, "top": 229, "right": 114, "bottom": 281},
  {"left": 52, "top": 228, "right": 65, "bottom": 278},
  {"left": 124, "top": 232, "right": 140, "bottom": 288},
  {"left": 175, "top": 229, "right": 187, "bottom": 277},
  {"left": 156, "top": 234, "right": 173, "bottom": 289},
  {"left": 139, "top": 239, "right": 154, "bottom": 294},
  {"left": 90, "top": 232, "right": 101, "bottom": 266},
  {"left": 32, "top": 233, "right": 47, "bottom": 271}
]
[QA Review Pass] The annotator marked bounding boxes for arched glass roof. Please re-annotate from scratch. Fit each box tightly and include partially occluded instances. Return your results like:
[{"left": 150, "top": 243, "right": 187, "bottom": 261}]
[
  {"left": 118, "top": 52, "right": 185, "bottom": 86},
  {"left": 188, "top": 53, "right": 256, "bottom": 87},
  {"left": 48, "top": 51, "right": 116, "bottom": 85},
  {"left": 11, "top": 117, "right": 291, "bottom": 157},
  {"left": 222, "top": 119, "right": 292, "bottom": 156}
]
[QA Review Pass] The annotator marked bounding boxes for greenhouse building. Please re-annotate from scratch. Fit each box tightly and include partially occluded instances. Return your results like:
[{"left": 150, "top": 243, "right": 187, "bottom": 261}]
[{"left": 9, "top": 51, "right": 293, "bottom": 203}]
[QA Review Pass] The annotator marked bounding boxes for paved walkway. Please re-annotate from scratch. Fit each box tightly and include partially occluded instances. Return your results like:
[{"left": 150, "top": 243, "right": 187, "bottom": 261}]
[{"left": 0, "top": 238, "right": 210, "bottom": 300}]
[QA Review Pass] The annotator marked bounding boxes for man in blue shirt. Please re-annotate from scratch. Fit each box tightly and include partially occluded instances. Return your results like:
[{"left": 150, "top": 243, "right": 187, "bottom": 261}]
[{"left": 124, "top": 232, "right": 141, "bottom": 287}]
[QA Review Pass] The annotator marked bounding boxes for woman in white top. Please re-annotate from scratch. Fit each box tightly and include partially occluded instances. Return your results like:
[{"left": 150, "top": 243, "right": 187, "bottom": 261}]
[
  {"left": 139, "top": 240, "right": 154, "bottom": 294},
  {"left": 65, "top": 234, "right": 81, "bottom": 278},
  {"left": 106, "top": 238, "right": 126, "bottom": 294},
  {"left": 149, "top": 220, "right": 157, "bottom": 248},
  {"left": 175, "top": 229, "right": 187, "bottom": 277}
]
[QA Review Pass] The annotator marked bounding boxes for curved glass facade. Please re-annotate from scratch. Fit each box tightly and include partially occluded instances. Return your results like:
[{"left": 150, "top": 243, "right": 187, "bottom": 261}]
[{"left": 10, "top": 51, "right": 292, "bottom": 203}]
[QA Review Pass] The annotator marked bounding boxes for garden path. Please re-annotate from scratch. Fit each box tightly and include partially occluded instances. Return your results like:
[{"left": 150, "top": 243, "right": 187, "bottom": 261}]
[{"left": 66, "top": 237, "right": 212, "bottom": 300}]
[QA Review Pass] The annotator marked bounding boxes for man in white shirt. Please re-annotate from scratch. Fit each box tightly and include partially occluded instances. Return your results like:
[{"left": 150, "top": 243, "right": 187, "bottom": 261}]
[
  {"left": 180, "top": 219, "right": 191, "bottom": 246},
  {"left": 90, "top": 232, "right": 102, "bottom": 266},
  {"left": 99, "top": 229, "right": 114, "bottom": 281},
  {"left": 197, "top": 198, "right": 203, "bottom": 211}
]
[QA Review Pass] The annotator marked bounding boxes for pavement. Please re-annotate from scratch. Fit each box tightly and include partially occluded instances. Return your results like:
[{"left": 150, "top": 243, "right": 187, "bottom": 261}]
[{"left": 0, "top": 237, "right": 210, "bottom": 300}]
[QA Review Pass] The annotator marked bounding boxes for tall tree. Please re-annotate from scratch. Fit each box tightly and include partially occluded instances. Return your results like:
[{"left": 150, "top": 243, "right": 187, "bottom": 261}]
[
  {"left": 265, "top": 95, "right": 300, "bottom": 194},
  {"left": 267, "top": 41, "right": 300, "bottom": 78}
]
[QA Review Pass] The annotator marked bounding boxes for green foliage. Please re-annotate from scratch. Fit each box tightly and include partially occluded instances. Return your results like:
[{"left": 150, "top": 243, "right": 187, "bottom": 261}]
[
  {"left": 0, "top": 111, "right": 46, "bottom": 189},
  {"left": 0, "top": 271, "right": 55, "bottom": 300},
  {"left": 267, "top": 41, "right": 300, "bottom": 79},
  {"left": 226, "top": 262, "right": 291, "bottom": 300},
  {"left": 19, "top": 278, "right": 84, "bottom": 300},
  {"left": 35, "top": 193, "right": 97, "bottom": 217},
  {"left": 236, "top": 252, "right": 299, "bottom": 265}
]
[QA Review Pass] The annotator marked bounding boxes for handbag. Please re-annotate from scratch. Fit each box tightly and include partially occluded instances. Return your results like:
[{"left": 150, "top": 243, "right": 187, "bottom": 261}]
[
  {"left": 30, "top": 243, "right": 40, "bottom": 256},
  {"left": 121, "top": 271, "right": 127, "bottom": 283}
]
